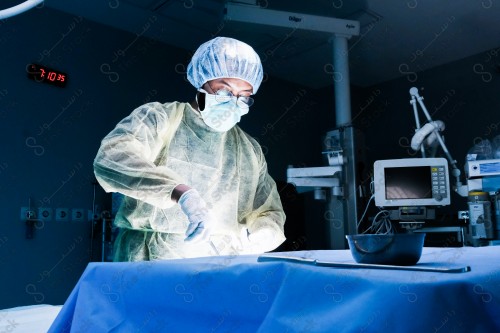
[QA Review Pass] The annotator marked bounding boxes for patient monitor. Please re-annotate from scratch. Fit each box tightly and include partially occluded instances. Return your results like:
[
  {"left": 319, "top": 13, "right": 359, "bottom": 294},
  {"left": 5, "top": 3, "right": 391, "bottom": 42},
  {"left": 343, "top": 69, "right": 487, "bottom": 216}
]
[{"left": 373, "top": 158, "right": 451, "bottom": 222}]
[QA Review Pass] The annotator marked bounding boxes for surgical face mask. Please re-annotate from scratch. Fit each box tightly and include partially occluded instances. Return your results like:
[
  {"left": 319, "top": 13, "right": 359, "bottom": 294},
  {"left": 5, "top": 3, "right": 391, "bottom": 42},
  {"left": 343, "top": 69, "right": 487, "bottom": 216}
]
[{"left": 196, "top": 89, "right": 249, "bottom": 132}]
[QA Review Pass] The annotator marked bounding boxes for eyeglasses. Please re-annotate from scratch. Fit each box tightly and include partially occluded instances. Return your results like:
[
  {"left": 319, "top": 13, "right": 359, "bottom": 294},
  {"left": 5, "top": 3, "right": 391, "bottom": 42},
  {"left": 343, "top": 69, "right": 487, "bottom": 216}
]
[{"left": 206, "top": 82, "right": 254, "bottom": 108}]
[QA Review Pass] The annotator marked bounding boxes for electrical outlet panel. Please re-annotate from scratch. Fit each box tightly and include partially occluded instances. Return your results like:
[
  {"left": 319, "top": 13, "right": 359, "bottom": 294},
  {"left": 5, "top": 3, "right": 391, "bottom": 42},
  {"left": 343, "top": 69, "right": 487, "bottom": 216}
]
[
  {"left": 72, "top": 208, "right": 85, "bottom": 222},
  {"left": 55, "top": 208, "right": 70, "bottom": 222},
  {"left": 20, "top": 207, "right": 36, "bottom": 220},
  {"left": 88, "top": 209, "right": 100, "bottom": 221},
  {"left": 38, "top": 207, "right": 53, "bottom": 221}
]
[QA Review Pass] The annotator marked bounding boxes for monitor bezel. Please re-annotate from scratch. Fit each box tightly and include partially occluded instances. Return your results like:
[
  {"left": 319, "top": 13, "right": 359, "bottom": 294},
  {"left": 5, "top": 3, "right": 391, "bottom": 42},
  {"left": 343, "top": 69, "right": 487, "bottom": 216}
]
[{"left": 373, "top": 157, "right": 451, "bottom": 207}]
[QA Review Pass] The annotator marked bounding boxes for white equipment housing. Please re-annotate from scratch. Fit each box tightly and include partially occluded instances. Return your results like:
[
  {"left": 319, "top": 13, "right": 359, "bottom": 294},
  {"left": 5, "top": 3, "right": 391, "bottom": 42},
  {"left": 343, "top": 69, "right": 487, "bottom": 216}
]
[{"left": 224, "top": 3, "right": 360, "bottom": 37}]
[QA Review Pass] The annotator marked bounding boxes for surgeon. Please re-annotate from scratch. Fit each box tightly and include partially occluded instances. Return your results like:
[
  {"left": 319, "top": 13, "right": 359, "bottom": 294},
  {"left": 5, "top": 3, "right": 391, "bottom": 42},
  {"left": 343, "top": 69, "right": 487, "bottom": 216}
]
[{"left": 93, "top": 37, "right": 286, "bottom": 261}]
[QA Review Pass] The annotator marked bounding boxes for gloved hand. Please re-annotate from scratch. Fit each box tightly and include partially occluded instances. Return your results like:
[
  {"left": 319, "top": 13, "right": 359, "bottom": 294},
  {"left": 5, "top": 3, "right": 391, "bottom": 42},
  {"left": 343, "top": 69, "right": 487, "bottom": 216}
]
[{"left": 178, "top": 189, "right": 213, "bottom": 242}]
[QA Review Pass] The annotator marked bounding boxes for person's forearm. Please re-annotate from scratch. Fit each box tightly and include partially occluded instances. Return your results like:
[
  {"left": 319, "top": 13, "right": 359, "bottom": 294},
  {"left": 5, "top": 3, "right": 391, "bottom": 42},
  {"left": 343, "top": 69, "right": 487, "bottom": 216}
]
[{"left": 93, "top": 159, "right": 183, "bottom": 209}]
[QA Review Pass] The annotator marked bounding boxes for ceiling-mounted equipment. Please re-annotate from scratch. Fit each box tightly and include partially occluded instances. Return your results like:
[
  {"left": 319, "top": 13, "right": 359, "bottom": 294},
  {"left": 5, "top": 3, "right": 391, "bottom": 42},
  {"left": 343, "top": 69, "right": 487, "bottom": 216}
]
[
  {"left": 0, "top": 0, "right": 43, "bottom": 20},
  {"left": 224, "top": 2, "right": 360, "bottom": 37},
  {"left": 224, "top": 1, "right": 360, "bottom": 127}
]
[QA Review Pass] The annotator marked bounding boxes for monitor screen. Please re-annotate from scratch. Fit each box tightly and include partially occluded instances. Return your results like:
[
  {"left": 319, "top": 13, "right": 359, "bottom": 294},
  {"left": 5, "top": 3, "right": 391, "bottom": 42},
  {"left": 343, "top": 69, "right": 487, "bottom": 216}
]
[
  {"left": 374, "top": 158, "right": 450, "bottom": 207},
  {"left": 385, "top": 166, "right": 432, "bottom": 200}
]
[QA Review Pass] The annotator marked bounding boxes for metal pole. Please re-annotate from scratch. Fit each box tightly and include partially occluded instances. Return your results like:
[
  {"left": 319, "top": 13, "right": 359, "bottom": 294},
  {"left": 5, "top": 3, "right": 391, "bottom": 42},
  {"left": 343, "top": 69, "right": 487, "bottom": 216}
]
[
  {"left": 326, "top": 35, "right": 359, "bottom": 249},
  {"left": 332, "top": 35, "right": 352, "bottom": 127}
]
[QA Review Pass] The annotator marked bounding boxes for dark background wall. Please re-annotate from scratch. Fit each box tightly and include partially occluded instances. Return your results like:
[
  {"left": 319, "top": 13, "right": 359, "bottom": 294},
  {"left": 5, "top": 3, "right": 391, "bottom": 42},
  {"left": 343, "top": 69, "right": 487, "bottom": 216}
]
[{"left": 1, "top": 6, "right": 499, "bottom": 308}]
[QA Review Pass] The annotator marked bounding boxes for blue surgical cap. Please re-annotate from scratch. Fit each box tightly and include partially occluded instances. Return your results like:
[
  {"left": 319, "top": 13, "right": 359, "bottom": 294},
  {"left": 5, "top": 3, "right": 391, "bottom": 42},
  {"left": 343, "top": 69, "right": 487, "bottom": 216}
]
[{"left": 187, "top": 37, "right": 264, "bottom": 94}]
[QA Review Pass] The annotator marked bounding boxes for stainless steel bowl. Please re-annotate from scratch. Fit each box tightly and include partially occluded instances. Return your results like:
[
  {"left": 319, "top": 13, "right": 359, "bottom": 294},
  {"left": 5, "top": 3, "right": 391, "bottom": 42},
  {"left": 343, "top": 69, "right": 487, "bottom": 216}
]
[{"left": 346, "top": 233, "right": 426, "bottom": 266}]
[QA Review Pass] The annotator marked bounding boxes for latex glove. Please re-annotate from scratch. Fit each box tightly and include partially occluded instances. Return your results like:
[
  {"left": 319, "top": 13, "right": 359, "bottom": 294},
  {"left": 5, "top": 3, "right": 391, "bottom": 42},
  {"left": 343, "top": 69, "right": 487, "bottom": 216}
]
[{"left": 178, "top": 189, "right": 213, "bottom": 242}]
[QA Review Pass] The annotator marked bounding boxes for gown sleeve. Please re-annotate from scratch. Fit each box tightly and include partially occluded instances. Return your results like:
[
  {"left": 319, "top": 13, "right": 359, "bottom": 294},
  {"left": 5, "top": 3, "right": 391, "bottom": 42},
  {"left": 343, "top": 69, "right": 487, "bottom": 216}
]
[{"left": 93, "top": 102, "right": 185, "bottom": 209}]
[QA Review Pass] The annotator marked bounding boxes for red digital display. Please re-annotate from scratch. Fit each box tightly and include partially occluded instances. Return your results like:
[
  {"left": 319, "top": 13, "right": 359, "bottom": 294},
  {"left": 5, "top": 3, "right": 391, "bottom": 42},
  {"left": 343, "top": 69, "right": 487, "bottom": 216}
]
[{"left": 27, "top": 63, "right": 67, "bottom": 88}]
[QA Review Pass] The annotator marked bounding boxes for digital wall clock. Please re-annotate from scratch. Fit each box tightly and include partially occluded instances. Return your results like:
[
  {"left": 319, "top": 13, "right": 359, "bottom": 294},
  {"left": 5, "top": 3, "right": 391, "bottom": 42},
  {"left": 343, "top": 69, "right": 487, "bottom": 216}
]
[{"left": 27, "top": 63, "right": 67, "bottom": 88}]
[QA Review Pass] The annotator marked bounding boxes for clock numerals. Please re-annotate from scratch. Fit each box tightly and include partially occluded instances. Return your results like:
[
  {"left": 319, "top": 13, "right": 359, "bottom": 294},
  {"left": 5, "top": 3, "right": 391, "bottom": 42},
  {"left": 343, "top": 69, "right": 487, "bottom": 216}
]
[{"left": 26, "top": 63, "right": 67, "bottom": 88}]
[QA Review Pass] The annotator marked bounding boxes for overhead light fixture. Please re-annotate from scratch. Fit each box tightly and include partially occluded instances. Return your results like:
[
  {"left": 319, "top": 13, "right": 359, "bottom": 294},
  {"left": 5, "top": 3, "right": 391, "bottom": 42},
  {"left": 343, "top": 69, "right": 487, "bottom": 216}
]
[{"left": 0, "top": 0, "right": 43, "bottom": 20}]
